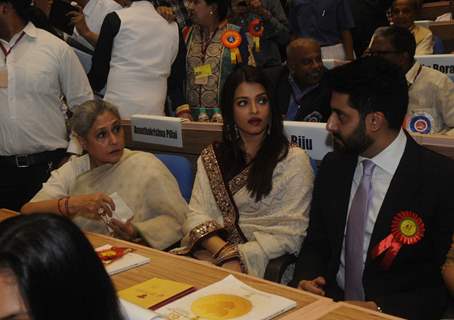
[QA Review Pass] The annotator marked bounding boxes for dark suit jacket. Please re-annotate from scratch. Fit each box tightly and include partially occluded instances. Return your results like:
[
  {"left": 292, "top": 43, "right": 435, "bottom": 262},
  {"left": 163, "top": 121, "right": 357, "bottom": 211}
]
[
  {"left": 291, "top": 133, "right": 454, "bottom": 320},
  {"left": 265, "top": 66, "right": 331, "bottom": 122}
]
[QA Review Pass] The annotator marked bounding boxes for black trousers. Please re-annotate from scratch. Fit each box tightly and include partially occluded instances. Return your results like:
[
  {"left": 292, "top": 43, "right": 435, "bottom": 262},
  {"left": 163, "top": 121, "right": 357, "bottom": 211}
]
[{"left": 0, "top": 155, "right": 66, "bottom": 211}]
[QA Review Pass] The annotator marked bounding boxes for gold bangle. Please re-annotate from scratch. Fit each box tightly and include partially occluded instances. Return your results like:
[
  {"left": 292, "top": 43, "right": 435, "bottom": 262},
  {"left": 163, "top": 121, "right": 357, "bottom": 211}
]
[
  {"left": 64, "top": 197, "right": 69, "bottom": 216},
  {"left": 57, "top": 198, "right": 64, "bottom": 216},
  {"left": 214, "top": 244, "right": 240, "bottom": 266},
  {"left": 213, "top": 243, "right": 230, "bottom": 259}
]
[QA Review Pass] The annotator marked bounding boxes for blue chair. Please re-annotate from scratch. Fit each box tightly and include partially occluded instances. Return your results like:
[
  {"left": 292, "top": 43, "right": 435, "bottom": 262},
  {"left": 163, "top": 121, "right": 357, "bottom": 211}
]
[
  {"left": 433, "top": 35, "right": 445, "bottom": 54},
  {"left": 310, "top": 158, "right": 318, "bottom": 175},
  {"left": 155, "top": 154, "right": 194, "bottom": 202}
]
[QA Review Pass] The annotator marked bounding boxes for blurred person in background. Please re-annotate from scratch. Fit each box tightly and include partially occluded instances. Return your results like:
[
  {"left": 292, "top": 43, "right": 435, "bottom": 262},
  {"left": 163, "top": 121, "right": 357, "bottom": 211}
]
[
  {"left": 267, "top": 37, "right": 331, "bottom": 122},
  {"left": 389, "top": 0, "right": 433, "bottom": 55},
  {"left": 229, "top": 0, "right": 289, "bottom": 67},
  {"left": 180, "top": 0, "right": 254, "bottom": 120},
  {"left": 288, "top": 0, "right": 355, "bottom": 60}
]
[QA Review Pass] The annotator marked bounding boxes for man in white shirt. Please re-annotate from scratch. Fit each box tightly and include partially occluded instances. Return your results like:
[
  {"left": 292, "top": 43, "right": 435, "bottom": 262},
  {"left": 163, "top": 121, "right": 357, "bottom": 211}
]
[
  {"left": 389, "top": 0, "right": 434, "bottom": 55},
  {"left": 88, "top": 0, "right": 179, "bottom": 117},
  {"left": 0, "top": 0, "right": 93, "bottom": 210},
  {"left": 291, "top": 57, "right": 454, "bottom": 319},
  {"left": 68, "top": 0, "right": 123, "bottom": 50},
  {"left": 368, "top": 26, "right": 454, "bottom": 134}
]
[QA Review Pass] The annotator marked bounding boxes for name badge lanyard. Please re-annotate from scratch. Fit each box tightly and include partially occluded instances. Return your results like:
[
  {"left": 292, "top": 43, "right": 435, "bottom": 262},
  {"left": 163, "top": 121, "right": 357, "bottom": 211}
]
[
  {"left": 0, "top": 32, "right": 26, "bottom": 63},
  {"left": 407, "top": 64, "right": 423, "bottom": 90},
  {"left": 197, "top": 26, "right": 220, "bottom": 108}
]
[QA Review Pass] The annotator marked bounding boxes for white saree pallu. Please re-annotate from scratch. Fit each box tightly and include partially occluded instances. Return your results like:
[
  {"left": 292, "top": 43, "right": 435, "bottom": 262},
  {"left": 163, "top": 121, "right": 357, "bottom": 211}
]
[
  {"left": 175, "top": 144, "right": 314, "bottom": 278},
  {"left": 32, "top": 149, "right": 189, "bottom": 250}
]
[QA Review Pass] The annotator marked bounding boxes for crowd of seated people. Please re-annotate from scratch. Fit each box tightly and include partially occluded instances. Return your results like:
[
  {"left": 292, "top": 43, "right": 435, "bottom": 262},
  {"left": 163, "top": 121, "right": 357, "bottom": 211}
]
[{"left": 1, "top": 0, "right": 454, "bottom": 318}]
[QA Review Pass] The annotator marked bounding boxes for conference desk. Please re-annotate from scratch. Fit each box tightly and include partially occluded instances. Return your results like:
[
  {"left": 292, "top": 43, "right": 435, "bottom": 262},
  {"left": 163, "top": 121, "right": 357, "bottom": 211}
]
[
  {"left": 429, "top": 21, "right": 454, "bottom": 52},
  {"left": 0, "top": 210, "right": 401, "bottom": 319},
  {"left": 419, "top": 1, "right": 454, "bottom": 20},
  {"left": 122, "top": 120, "right": 454, "bottom": 164}
]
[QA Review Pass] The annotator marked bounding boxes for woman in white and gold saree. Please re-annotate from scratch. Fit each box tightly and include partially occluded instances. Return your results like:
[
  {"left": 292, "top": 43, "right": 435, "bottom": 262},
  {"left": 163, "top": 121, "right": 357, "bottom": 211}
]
[
  {"left": 21, "top": 100, "right": 188, "bottom": 250},
  {"left": 173, "top": 66, "right": 314, "bottom": 278}
]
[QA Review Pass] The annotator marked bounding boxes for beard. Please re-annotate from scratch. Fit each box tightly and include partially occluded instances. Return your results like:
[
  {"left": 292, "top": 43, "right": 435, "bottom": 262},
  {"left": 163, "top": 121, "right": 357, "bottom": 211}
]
[{"left": 332, "top": 119, "right": 373, "bottom": 154}]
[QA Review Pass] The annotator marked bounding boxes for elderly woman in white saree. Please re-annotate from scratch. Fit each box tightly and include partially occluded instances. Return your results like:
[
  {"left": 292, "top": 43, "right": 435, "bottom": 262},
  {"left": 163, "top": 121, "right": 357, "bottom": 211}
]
[
  {"left": 21, "top": 100, "right": 188, "bottom": 249},
  {"left": 173, "top": 66, "right": 314, "bottom": 278}
]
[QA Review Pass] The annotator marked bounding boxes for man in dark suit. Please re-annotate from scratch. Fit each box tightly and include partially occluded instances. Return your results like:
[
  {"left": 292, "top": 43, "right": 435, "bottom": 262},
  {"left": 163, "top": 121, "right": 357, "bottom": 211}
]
[
  {"left": 266, "top": 38, "right": 331, "bottom": 122},
  {"left": 291, "top": 56, "right": 454, "bottom": 319}
]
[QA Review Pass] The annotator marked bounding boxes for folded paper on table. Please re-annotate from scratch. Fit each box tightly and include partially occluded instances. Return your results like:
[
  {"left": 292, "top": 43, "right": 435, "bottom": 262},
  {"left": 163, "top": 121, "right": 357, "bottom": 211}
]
[
  {"left": 119, "top": 278, "right": 195, "bottom": 310},
  {"left": 96, "top": 244, "right": 150, "bottom": 275},
  {"left": 120, "top": 298, "right": 166, "bottom": 320},
  {"left": 157, "top": 275, "right": 296, "bottom": 320}
]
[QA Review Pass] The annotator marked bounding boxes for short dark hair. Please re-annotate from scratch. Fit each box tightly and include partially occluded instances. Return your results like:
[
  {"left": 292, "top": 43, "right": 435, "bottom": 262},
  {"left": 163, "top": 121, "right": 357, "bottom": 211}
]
[
  {"left": 205, "top": 0, "right": 228, "bottom": 21},
  {"left": 0, "top": 0, "right": 56, "bottom": 33},
  {"left": 0, "top": 214, "right": 124, "bottom": 320},
  {"left": 326, "top": 56, "right": 408, "bottom": 130},
  {"left": 374, "top": 26, "right": 416, "bottom": 59},
  {"left": 391, "top": 0, "right": 420, "bottom": 12},
  {"left": 220, "top": 65, "right": 288, "bottom": 201}
]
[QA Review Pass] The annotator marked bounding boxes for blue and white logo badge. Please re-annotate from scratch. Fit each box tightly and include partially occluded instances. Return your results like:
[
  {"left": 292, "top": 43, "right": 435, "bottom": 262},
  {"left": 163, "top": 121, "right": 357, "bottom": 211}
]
[
  {"left": 303, "top": 111, "right": 323, "bottom": 122},
  {"left": 407, "top": 112, "right": 434, "bottom": 134}
]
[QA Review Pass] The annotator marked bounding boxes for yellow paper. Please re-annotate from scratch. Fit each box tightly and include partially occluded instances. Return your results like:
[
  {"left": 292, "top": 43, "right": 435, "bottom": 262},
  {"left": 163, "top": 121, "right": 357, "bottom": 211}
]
[
  {"left": 253, "top": 37, "right": 260, "bottom": 52},
  {"left": 194, "top": 64, "right": 213, "bottom": 79},
  {"left": 234, "top": 48, "right": 242, "bottom": 64},
  {"left": 119, "top": 278, "right": 193, "bottom": 309},
  {"left": 230, "top": 51, "right": 237, "bottom": 64}
]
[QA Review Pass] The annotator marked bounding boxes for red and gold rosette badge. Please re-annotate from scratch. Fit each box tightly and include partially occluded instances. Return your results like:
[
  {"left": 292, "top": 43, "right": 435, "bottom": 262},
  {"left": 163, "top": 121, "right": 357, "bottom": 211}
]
[
  {"left": 221, "top": 30, "right": 242, "bottom": 64},
  {"left": 97, "top": 246, "right": 133, "bottom": 265},
  {"left": 371, "top": 211, "right": 425, "bottom": 270},
  {"left": 248, "top": 18, "right": 264, "bottom": 52}
]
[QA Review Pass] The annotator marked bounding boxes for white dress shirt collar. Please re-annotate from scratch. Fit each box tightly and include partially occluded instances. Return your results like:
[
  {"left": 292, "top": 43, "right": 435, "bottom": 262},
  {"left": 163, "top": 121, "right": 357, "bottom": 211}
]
[
  {"left": 358, "top": 129, "right": 407, "bottom": 176},
  {"left": 0, "top": 22, "right": 36, "bottom": 48}
]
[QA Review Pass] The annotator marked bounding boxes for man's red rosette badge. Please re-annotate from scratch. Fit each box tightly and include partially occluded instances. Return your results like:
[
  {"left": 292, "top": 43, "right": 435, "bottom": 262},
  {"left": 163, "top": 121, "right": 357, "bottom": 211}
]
[
  {"left": 248, "top": 18, "right": 264, "bottom": 52},
  {"left": 371, "top": 211, "right": 425, "bottom": 269}
]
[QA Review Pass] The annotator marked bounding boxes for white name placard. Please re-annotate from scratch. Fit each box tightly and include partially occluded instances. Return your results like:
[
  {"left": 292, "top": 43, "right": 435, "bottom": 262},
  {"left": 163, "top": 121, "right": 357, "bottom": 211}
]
[
  {"left": 322, "top": 59, "right": 348, "bottom": 70},
  {"left": 131, "top": 115, "right": 183, "bottom": 148},
  {"left": 415, "top": 54, "right": 454, "bottom": 81},
  {"left": 284, "top": 121, "right": 333, "bottom": 160},
  {"left": 414, "top": 20, "right": 432, "bottom": 28}
]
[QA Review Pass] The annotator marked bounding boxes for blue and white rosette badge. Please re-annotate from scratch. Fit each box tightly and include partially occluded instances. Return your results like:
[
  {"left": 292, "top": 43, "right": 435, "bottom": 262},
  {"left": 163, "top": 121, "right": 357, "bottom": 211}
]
[
  {"left": 303, "top": 111, "right": 323, "bottom": 122},
  {"left": 407, "top": 112, "right": 434, "bottom": 134}
]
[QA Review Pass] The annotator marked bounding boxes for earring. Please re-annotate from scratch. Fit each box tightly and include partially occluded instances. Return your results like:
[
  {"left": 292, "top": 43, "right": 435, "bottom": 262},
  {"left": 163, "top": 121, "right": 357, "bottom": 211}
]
[
  {"left": 209, "top": 10, "right": 213, "bottom": 15},
  {"left": 234, "top": 124, "right": 240, "bottom": 139},
  {"left": 267, "top": 123, "right": 271, "bottom": 135}
]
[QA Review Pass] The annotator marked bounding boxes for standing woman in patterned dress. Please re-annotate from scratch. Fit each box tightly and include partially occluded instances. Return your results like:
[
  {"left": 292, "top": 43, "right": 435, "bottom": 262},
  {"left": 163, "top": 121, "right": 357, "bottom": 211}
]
[{"left": 178, "top": 0, "right": 255, "bottom": 120}]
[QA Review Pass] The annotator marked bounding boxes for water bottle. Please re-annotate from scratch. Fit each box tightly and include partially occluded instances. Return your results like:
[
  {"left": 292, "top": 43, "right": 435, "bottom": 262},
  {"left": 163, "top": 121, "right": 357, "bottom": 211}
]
[
  {"left": 198, "top": 107, "right": 209, "bottom": 122},
  {"left": 211, "top": 107, "right": 223, "bottom": 123}
]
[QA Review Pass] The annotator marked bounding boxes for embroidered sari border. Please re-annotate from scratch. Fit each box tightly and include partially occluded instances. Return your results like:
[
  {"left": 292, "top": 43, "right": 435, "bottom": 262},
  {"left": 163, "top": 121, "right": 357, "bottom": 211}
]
[{"left": 201, "top": 145, "right": 247, "bottom": 245}]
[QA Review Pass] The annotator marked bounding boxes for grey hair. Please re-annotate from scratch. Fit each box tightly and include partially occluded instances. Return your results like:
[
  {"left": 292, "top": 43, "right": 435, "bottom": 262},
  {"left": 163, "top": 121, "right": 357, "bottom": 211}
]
[{"left": 70, "top": 100, "right": 121, "bottom": 138}]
